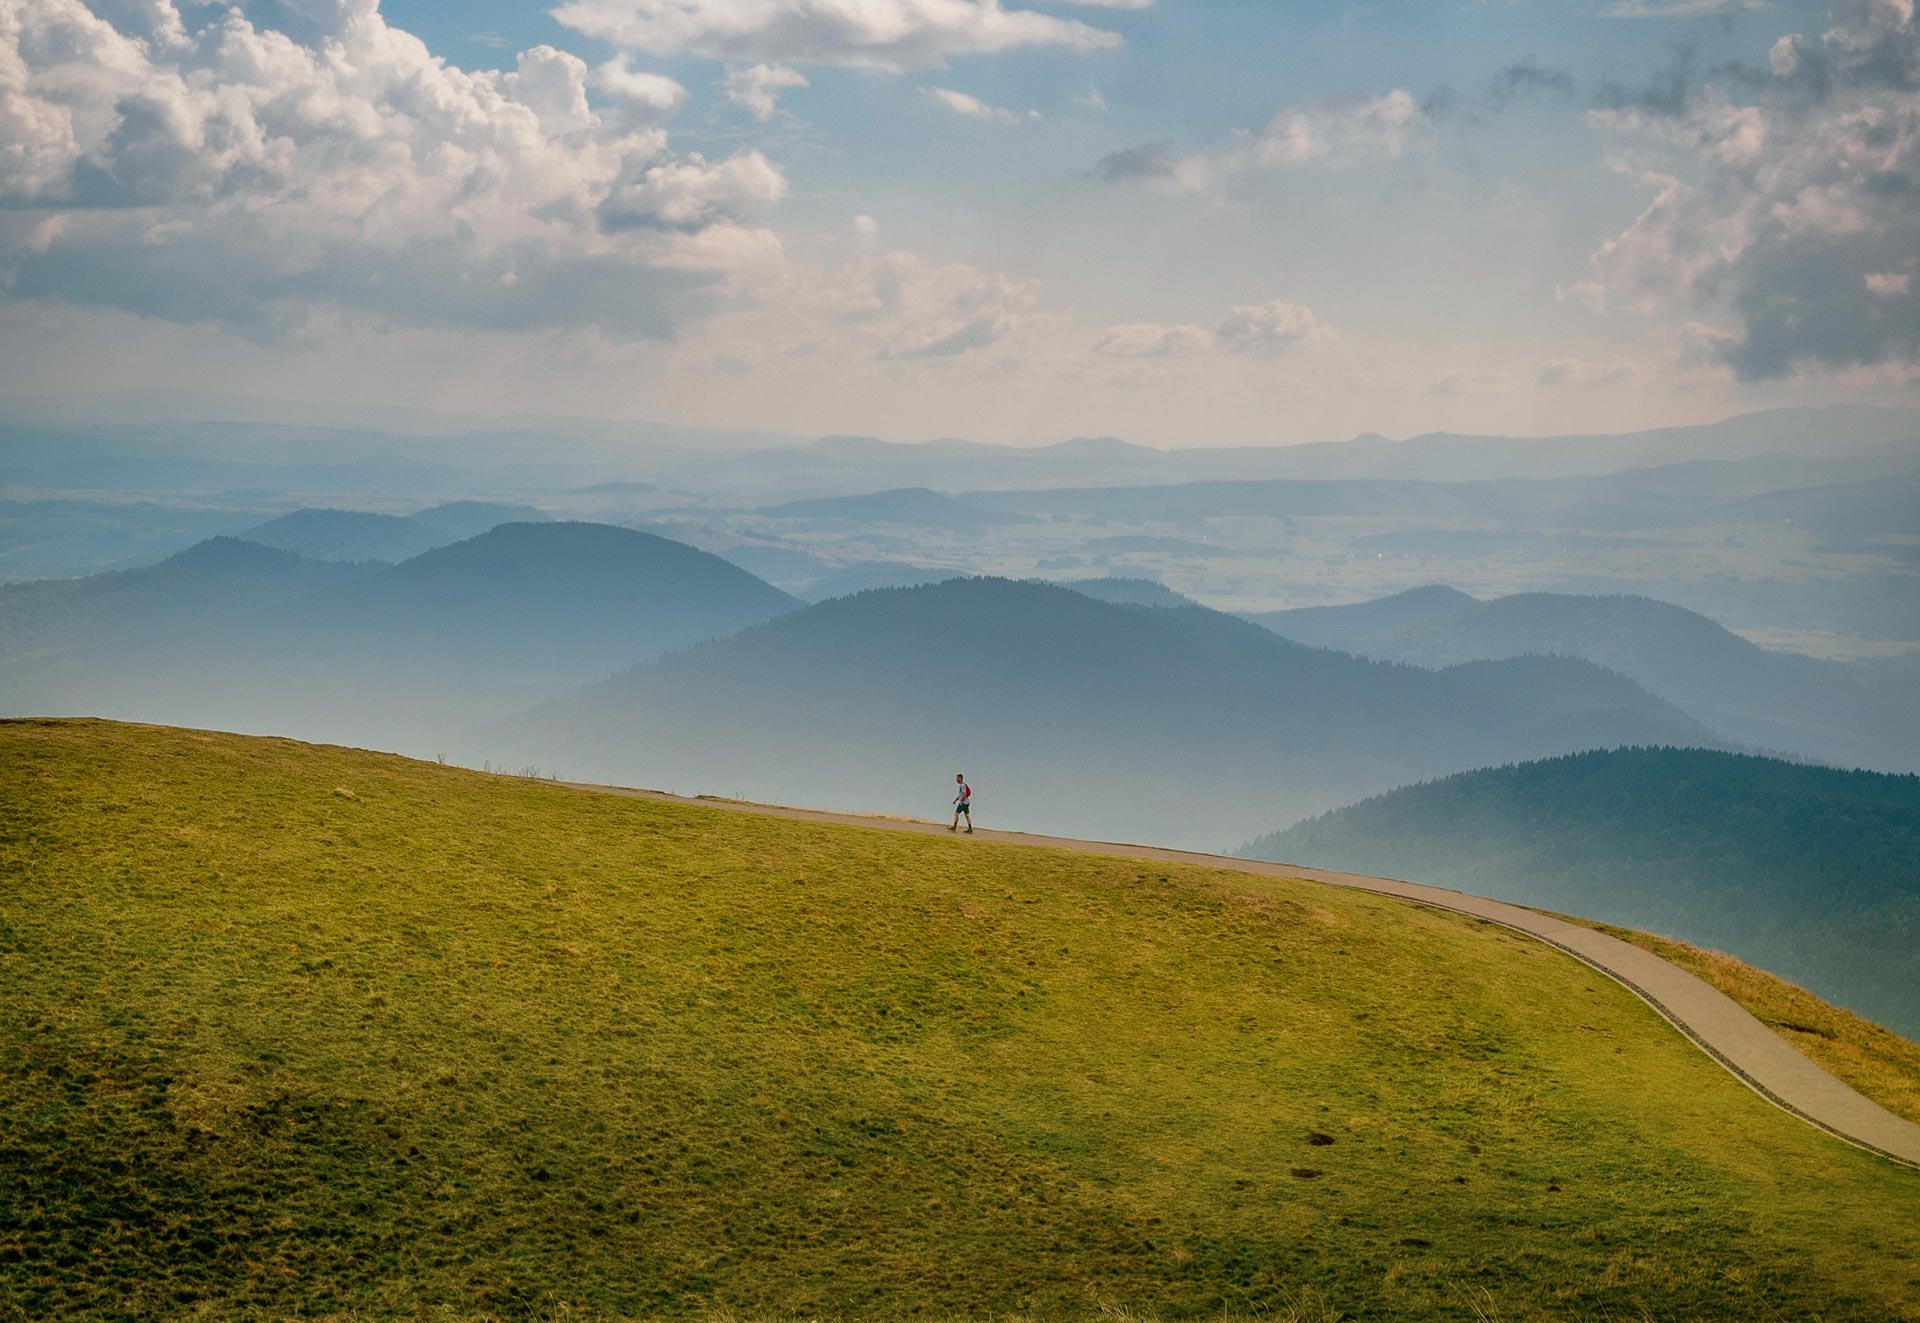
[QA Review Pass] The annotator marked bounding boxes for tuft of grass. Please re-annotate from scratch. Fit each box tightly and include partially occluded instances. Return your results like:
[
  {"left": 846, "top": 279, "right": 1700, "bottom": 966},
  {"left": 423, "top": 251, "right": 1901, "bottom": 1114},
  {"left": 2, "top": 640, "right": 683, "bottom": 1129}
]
[
  {"left": 1570, "top": 919, "right": 1920, "bottom": 1126},
  {"left": 3, "top": 719, "right": 1919, "bottom": 1322}
]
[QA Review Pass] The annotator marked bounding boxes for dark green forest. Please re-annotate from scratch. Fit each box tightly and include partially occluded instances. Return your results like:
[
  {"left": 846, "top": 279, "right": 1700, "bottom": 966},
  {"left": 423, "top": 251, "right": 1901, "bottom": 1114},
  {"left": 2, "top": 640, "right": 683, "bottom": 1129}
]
[{"left": 1242, "top": 747, "right": 1920, "bottom": 1035}]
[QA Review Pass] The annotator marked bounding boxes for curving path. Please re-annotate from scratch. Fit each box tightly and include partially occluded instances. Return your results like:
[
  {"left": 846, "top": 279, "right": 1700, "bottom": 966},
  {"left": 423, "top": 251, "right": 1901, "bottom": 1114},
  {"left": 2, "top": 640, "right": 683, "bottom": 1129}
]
[{"left": 557, "top": 779, "right": 1920, "bottom": 1170}]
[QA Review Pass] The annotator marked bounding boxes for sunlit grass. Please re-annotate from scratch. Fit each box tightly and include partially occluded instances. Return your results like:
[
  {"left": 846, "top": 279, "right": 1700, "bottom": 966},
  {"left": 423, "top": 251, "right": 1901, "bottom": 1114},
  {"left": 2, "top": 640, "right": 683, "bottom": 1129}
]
[
  {"left": 1575, "top": 920, "right": 1920, "bottom": 1126},
  {"left": 3, "top": 719, "right": 1917, "bottom": 1321}
]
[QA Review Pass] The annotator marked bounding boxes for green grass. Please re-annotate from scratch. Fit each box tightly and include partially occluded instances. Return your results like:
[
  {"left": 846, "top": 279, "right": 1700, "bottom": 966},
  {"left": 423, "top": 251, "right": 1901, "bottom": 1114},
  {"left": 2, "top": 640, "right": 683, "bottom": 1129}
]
[
  {"left": 3, "top": 719, "right": 1918, "bottom": 1322},
  {"left": 1567, "top": 921, "right": 1920, "bottom": 1128}
]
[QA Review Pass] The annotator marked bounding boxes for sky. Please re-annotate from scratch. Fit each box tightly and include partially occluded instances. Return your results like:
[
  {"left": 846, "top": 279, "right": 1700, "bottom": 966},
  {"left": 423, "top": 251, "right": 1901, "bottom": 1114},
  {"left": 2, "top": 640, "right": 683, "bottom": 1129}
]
[{"left": 0, "top": 0, "right": 1916, "bottom": 446}]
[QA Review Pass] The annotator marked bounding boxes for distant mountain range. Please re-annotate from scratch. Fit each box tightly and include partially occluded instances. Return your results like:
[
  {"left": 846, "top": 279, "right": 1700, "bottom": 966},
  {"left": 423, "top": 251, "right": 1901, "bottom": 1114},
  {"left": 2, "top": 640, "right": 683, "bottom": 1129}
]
[
  {"left": 1713, "top": 472, "right": 1920, "bottom": 554},
  {"left": 482, "top": 577, "right": 1725, "bottom": 848},
  {"left": 1246, "top": 588, "right": 1920, "bottom": 773},
  {"left": 0, "top": 498, "right": 270, "bottom": 582},
  {"left": 241, "top": 502, "right": 550, "bottom": 562},
  {"left": 0, "top": 497, "right": 553, "bottom": 582},
  {"left": 11, "top": 511, "right": 1907, "bottom": 868},
  {"left": 0, "top": 536, "right": 376, "bottom": 669},
  {"left": 962, "top": 460, "right": 1920, "bottom": 536},
  {"left": 12, "top": 401, "right": 1910, "bottom": 509},
  {"left": 1, "top": 523, "right": 796, "bottom": 750},
  {"left": 711, "top": 406, "right": 1920, "bottom": 498},
  {"left": 1051, "top": 577, "right": 1200, "bottom": 608},
  {"left": 1245, "top": 585, "right": 1476, "bottom": 648},
  {"left": 240, "top": 509, "right": 442, "bottom": 562},
  {"left": 1240, "top": 747, "right": 1920, "bottom": 1037}
]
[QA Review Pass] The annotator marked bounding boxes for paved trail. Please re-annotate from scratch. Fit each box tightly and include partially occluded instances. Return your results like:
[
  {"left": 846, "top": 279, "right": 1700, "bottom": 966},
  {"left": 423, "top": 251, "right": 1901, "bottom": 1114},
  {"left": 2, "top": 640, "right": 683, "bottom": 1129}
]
[{"left": 559, "top": 779, "right": 1920, "bottom": 1170}]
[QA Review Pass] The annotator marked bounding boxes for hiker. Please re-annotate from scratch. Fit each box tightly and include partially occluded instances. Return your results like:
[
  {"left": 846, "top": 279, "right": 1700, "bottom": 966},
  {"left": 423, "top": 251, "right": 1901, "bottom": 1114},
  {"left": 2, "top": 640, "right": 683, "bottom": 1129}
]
[{"left": 950, "top": 773, "right": 973, "bottom": 833}]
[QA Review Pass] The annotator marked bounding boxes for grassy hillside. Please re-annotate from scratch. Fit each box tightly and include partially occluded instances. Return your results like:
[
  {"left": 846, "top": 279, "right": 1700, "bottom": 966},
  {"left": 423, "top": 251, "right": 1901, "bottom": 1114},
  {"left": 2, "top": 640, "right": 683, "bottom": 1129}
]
[
  {"left": 490, "top": 578, "right": 1723, "bottom": 849},
  {"left": 1560, "top": 921, "right": 1920, "bottom": 1127},
  {"left": 4, "top": 720, "right": 1918, "bottom": 1320},
  {"left": 1241, "top": 747, "right": 1920, "bottom": 1037}
]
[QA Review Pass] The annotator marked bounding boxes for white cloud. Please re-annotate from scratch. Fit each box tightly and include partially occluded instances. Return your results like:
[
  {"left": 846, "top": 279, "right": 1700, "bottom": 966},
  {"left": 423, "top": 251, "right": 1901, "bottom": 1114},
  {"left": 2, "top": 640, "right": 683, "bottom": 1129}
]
[
  {"left": 852, "top": 213, "right": 880, "bottom": 238},
  {"left": 1559, "top": 164, "right": 1736, "bottom": 314},
  {"left": 723, "top": 62, "right": 807, "bottom": 119},
  {"left": 1091, "top": 322, "right": 1211, "bottom": 357},
  {"left": 866, "top": 253, "right": 1039, "bottom": 358},
  {"left": 596, "top": 56, "right": 691, "bottom": 125},
  {"left": 599, "top": 151, "right": 788, "bottom": 231},
  {"left": 550, "top": 0, "right": 1122, "bottom": 72},
  {"left": 0, "top": 0, "right": 781, "bottom": 339},
  {"left": 1570, "top": 0, "right": 1920, "bottom": 378},
  {"left": 705, "top": 247, "right": 1042, "bottom": 365},
  {"left": 1250, "top": 89, "right": 1422, "bottom": 169},
  {"left": 1076, "top": 87, "right": 1108, "bottom": 112},
  {"left": 1598, "top": 0, "right": 1767, "bottom": 17},
  {"left": 1429, "top": 368, "right": 1509, "bottom": 396},
  {"left": 1537, "top": 357, "right": 1637, "bottom": 388},
  {"left": 1867, "top": 270, "right": 1914, "bottom": 298},
  {"left": 1216, "top": 299, "right": 1329, "bottom": 354},
  {"left": 924, "top": 87, "right": 1037, "bottom": 125},
  {"left": 506, "top": 45, "right": 598, "bottom": 136},
  {"left": 1674, "top": 320, "right": 1738, "bottom": 369},
  {"left": 1091, "top": 298, "right": 1329, "bottom": 360},
  {"left": 1096, "top": 89, "right": 1424, "bottom": 192}
]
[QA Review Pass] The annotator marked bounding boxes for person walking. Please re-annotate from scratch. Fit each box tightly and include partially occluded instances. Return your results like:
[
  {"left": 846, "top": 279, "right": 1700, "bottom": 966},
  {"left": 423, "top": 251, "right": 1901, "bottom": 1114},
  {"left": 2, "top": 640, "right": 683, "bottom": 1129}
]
[{"left": 950, "top": 773, "right": 973, "bottom": 833}]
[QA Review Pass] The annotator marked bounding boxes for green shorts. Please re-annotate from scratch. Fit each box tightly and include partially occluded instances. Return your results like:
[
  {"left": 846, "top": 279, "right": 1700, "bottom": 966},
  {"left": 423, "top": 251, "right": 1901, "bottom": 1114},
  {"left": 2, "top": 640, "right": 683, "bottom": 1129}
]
[{"left": 956, "top": 801, "right": 970, "bottom": 814}]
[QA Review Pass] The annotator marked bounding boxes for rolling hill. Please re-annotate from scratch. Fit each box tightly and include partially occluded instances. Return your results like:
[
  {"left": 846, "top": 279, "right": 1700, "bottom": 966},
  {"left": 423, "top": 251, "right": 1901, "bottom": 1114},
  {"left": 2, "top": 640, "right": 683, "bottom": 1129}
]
[
  {"left": 0, "top": 497, "right": 259, "bottom": 581},
  {"left": 486, "top": 577, "right": 1725, "bottom": 849},
  {"left": 239, "top": 508, "right": 445, "bottom": 562},
  {"left": 1241, "top": 747, "right": 1920, "bottom": 1036},
  {"left": 1714, "top": 470, "right": 1920, "bottom": 545},
  {"left": 1054, "top": 576, "right": 1201, "bottom": 608},
  {"left": 4, "top": 718, "right": 1916, "bottom": 1319},
  {"left": 3, "top": 522, "right": 798, "bottom": 751},
  {"left": 239, "top": 501, "right": 553, "bottom": 563},
  {"left": 0, "top": 536, "right": 376, "bottom": 670},
  {"left": 411, "top": 499, "right": 550, "bottom": 540},
  {"left": 1250, "top": 589, "right": 1920, "bottom": 773},
  {"left": 1242, "top": 585, "right": 1476, "bottom": 650}
]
